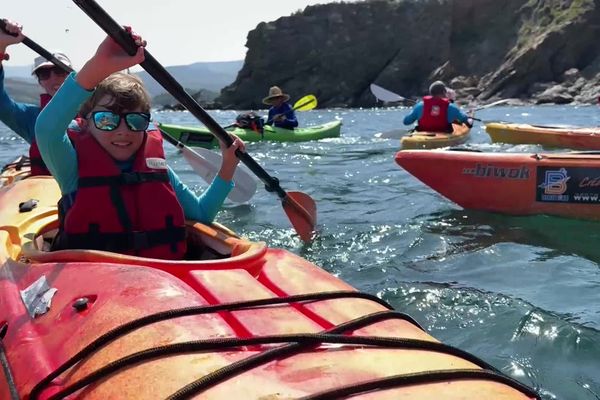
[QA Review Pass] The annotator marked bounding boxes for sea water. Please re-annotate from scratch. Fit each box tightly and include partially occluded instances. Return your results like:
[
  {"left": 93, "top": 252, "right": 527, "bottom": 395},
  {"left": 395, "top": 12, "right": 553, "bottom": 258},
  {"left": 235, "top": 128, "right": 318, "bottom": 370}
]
[{"left": 2, "top": 104, "right": 599, "bottom": 399}]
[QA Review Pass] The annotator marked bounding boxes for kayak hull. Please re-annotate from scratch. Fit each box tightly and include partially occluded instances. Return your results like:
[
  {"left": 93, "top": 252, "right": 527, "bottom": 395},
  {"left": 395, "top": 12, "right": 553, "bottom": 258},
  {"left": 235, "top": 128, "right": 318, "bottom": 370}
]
[
  {"left": 396, "top": 149, "right": 600, "bottom": 220},
  {"left": 158, "top": 120, "right": 342, "bottom": 148},
  {"left": 401, "top": 123, "right": 470, "bottom": 149},
  {"left": 486, "top": 122, "right": 600, "bottom": 150},
  {"left": 0, "top": 162, "right": 536, "bottom": 399}
]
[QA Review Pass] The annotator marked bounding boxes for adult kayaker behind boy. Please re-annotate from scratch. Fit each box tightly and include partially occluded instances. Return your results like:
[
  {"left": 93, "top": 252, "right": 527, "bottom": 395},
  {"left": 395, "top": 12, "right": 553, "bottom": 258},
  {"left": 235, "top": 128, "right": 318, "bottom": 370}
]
[
  {"left": 403, "top": 81, "right": 472, "bottom": 133},
  {"left": 0, "top": 19, "right": 73, "bottom": 175},
  {"left": 35, "top": 29, "right": 245, "bottom": 260},
  {"left": 263, "top": 86, "right": 298, "bottom": 130}
]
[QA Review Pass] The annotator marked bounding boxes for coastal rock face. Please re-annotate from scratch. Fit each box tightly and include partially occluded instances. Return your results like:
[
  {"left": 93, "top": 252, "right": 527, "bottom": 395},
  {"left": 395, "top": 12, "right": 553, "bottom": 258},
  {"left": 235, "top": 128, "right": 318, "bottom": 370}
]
[{"left": 218, "top": 0, "right": 600, "bottom": 108}]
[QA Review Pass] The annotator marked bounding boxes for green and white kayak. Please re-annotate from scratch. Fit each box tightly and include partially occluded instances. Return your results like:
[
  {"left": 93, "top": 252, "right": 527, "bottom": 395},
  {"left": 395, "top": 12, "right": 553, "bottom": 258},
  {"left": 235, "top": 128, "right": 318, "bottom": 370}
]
[{"left": 157, "top": 120, "right": 342, "bottom": 148}]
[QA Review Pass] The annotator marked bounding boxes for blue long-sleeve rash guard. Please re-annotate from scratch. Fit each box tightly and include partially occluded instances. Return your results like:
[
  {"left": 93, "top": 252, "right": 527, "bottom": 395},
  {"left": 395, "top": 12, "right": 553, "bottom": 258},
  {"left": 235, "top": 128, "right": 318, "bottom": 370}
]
[
  {"left": 0, "top": 66, "right": 39, "bottom": 144},
  {"left": 266, "top": 102, "right": 298, "bottom": 129}
]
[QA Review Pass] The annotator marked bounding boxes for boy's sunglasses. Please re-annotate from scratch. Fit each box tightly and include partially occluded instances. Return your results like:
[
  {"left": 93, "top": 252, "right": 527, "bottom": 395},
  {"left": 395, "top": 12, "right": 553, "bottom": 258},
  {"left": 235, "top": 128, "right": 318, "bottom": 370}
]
[
  {"left": 35, "top": 66, "right": 69, "bottom": 81},
  {"left": 91, "top": 111, "right": 151, "bottom": 132}
]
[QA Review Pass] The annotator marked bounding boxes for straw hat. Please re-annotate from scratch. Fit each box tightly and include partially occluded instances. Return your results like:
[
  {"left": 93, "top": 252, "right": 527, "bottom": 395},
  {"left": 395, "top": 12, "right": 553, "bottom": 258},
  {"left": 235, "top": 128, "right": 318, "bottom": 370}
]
[
  {"left": 31, "top": 51, "right": 73, "bottom": 74},
  {"left": 262, "top": 86, "right": 291, "bottom": 105}
]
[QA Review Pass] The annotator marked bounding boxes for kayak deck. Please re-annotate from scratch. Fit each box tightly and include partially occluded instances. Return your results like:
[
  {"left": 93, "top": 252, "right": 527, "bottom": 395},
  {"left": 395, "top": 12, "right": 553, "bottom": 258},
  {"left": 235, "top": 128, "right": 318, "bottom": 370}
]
[
  {"left": 486, "top": 122, "right": 600, "bottom": 150},
  {"left": 401, "top": 123, "right": 471, "bottom": 149},
  {"left": 158, "top": 120, "right": 342, "bottom": 148},
  {"left": 0, "top": 164, "right": 538, "bottom": 399}
]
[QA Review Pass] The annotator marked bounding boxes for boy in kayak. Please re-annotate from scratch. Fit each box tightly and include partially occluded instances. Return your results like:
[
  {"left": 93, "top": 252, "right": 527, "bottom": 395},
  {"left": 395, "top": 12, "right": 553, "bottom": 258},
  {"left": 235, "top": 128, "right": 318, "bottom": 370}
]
[
  {"left": 0, "top": 19, "right": 72, "bottom": 175},
  {"left": 263, "top": 86, "right": 298, "bottom": 130},
  {"left": 35, "top": 30, "right": 245, "bottom": 260},
  {"left": 403, "top": 81, "right": 472, "bottom": 133}
]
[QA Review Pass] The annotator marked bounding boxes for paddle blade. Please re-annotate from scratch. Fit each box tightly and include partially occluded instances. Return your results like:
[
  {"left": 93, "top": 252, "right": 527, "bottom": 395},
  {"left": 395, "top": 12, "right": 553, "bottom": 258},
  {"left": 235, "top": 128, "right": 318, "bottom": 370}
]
[
  {"left": 190, "top": 146, "right": 258, "bottom": 203},
  {"left": 472, "top": 99, "right": 511, "bottom": 111},
  {"left": 293, "top": 94, "right": 317, "bottom": 111},
  {"left": 181, "top": 146, "right": 214, "bottom": 182},
  {"left": 181, "top": 146, "right": 257, "bottom": 203},
  {"left": 370, "top": 83, "right": 405, "bottom": 103},
  {"left": 283, "top": 191, "right": 317, "bottom": 242}
]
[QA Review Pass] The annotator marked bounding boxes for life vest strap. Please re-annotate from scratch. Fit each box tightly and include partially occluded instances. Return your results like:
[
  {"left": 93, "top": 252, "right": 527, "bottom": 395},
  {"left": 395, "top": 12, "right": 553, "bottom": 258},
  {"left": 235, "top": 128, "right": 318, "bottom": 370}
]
[
  {"left": 78, "top": 171, "right": 169, "bottom": 187},
  {"left": 58, "top": 224, "right": 186, "bottom": 253}
]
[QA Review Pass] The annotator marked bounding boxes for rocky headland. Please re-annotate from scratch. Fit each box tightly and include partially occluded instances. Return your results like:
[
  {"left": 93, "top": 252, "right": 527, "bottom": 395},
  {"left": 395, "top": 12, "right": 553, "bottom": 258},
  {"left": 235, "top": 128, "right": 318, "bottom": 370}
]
[{"left": 218, "top": 0, "right": 600, "bottom": 108}]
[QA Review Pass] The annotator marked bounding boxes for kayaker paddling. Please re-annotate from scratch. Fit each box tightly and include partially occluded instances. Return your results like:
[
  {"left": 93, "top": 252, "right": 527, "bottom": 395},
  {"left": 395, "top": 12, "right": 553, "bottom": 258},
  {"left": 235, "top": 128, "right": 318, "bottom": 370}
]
[
  {"left": 35, "top": 30, "right": 245, "bottom": 259},
  {"left": 216, "top": 93, "right": 321, "bottom": 145},
  {"left": 403, "top": 80, "right": 472, "bottom": 133},
  {"left": 263, "top": 85, "right": 299, "bottom": 130},
  {"left": 0, "top": 19, "right": 73, "bottom": 176}
]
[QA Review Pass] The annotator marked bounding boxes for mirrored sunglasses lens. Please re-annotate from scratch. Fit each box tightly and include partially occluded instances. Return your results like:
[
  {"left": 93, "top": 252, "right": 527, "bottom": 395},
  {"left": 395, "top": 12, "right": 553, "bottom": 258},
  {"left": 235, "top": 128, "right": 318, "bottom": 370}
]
[
  {"left": 93, "top": 112, "right": 120, "bottom": 131},
  {"left": 36, "top": 69, "right": 52, "bottom": 80},
  {"left": 36, "top": 67, "right": 68, "bottom": 80},
  {"left": 53, "top": 67, "right": 68, "bottom": 76},
  {"left": 125, "top": 113, "right": 150, "bottom": 131}
]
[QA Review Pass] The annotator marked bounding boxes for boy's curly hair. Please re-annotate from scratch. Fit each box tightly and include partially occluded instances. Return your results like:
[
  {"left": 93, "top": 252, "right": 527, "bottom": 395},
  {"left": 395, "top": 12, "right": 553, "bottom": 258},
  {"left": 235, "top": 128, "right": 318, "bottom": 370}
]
[{"left": 80, "top": 72, "right": 151, "bottom": 116}]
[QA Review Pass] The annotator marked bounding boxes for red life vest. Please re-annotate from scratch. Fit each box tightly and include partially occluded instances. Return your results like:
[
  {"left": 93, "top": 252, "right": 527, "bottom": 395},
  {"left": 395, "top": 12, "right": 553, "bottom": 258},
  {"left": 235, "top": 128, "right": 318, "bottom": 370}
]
[
  {"left": 29, "top": 94, "right": 54, "bottom": 176},
  {"left": 54, "top": 120, "right": 187, "bottom": 259},
  {"left": 417, "top": 96, "right": 451, "bottom": 132}
]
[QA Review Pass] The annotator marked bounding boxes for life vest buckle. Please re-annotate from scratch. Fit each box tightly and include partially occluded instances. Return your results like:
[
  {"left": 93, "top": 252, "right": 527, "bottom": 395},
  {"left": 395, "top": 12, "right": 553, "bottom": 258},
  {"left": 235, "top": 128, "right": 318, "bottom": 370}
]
[{"left": 121, "top": 172, "right": 142, "bottom": 185}]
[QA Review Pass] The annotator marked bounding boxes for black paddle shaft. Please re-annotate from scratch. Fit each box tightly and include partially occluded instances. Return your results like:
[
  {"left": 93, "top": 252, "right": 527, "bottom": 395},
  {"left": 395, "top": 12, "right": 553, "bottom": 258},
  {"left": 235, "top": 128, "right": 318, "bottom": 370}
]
[
  {"left": 72, "top": 0, "right": 287, "bottom": 199},
  {"left": 0, "top": 19, "right": 74, "bottom": 73}
]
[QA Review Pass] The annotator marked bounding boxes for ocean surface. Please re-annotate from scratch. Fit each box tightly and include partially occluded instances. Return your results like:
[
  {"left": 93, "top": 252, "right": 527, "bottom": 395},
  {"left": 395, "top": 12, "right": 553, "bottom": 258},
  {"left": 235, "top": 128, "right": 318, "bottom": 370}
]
[{"left": 2, "top": 104, "right": 599, "bottom": 399}]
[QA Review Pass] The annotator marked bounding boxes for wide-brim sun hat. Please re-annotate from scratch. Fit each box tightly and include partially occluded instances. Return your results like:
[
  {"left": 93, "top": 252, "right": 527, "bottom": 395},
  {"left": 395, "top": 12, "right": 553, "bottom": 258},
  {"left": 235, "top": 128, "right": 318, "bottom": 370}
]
[
  {"left": 262, "top": 86, "right": 291, "bottom": 105},
  {"left": 31, "top": 52, "right": 73, "bottom": 75}
]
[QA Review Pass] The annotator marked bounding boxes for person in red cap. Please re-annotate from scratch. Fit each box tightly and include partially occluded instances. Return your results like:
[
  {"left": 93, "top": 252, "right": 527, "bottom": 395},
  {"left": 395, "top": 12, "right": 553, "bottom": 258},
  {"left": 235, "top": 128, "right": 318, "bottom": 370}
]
[{"left": 0, "top": 19, "right": 73, "bottom": 175}]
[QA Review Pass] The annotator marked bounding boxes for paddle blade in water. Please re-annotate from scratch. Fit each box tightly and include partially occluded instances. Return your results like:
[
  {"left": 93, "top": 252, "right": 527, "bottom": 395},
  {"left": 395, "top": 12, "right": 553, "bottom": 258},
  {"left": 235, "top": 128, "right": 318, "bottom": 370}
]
[
  {"left": 293, "top": 94, "right": 317, "bottom": 111},
  {"left": 283, "top": 191, "right": 317, "bottom": 242}
]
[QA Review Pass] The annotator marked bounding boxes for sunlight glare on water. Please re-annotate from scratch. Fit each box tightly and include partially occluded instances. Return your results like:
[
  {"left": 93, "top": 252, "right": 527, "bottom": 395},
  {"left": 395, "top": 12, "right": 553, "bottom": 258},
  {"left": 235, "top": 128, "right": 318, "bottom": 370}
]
[{"left": 2, "top": 104, "right": 599, "bottom": 399}]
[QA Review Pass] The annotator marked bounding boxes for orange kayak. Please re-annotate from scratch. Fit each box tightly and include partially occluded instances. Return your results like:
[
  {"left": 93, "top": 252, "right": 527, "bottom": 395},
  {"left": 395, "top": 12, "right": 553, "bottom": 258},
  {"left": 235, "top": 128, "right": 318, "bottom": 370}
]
[
  {"left": 396, "top": 149, "right": 600, "bottom": 220},
  {"left": 0, "top": 161, "right": 538, "bottom": 399},
  {"left": 401, "top": 123, "right": 471, "bottom": 149},
  {"left": 486, "top": 122, "right": 600, "bottom": 150}
]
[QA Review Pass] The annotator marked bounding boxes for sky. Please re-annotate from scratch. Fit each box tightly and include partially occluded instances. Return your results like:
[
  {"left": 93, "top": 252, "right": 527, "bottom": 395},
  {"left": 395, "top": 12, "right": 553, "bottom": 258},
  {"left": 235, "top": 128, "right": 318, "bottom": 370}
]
[{"left": 4, "top": 0, "right": 347, "bottom": 70}]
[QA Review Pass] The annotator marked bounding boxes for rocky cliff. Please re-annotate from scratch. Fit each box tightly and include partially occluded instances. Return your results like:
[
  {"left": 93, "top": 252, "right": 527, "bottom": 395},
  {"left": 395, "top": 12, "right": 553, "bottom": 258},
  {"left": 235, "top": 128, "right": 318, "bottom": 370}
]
[{"left": 218, "top": 0, "right": 600, "bottom": 108}]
